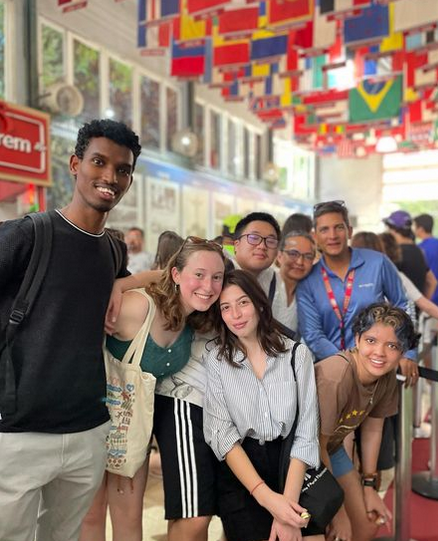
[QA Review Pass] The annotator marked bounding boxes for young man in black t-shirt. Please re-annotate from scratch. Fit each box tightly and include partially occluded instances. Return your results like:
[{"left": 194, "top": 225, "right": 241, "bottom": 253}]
[
  {"left": 0, "top": 119, "right": 141, "bottom": 541},
  {"left": 383, "top": 210, "right": 436, "bottom": 299}
]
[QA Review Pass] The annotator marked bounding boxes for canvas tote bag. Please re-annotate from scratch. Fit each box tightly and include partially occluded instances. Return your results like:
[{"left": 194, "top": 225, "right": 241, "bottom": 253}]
[{"left": 104, "top": 289, "right": 156, "bottom": 478}]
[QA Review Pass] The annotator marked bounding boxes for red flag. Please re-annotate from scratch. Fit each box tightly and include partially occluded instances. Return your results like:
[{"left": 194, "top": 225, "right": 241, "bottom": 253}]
[
  {"left": 218, "top": 7, "right": 259, "bottom": 37},
  {"left": 267, "top": 0, "right": 314, "bottom": 29},
  {"left": 187, "top": 0, "right": 230, "bottom": 17}
]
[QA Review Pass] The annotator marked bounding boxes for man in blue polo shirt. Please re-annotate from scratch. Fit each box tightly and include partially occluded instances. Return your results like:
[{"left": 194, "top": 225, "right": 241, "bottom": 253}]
[{"left": 296, "top": 200, "right": 418, "bottom": 385}]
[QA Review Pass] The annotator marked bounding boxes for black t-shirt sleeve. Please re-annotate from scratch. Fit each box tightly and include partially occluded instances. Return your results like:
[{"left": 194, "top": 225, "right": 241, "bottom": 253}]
[
  {"left": 115, "top": 238, "right": 130, "bottom": 278},
  {"left": 0, "top": 217, "right": 34, "bottom": 289}
]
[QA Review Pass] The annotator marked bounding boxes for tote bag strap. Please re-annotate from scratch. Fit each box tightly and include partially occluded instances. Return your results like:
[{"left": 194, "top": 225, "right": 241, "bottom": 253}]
[{"left": 121, "top": 289, "right": 156, "bottom": 367}]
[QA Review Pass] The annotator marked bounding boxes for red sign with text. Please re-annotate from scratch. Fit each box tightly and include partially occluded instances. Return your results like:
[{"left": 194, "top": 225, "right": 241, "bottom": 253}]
[{"left": 0, "top": 100, "right": 51, "bottom": 186}]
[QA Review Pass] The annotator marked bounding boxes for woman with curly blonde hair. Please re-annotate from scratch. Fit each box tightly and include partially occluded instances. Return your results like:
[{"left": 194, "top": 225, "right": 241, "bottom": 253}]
[{"left": 80, "top": 237, "right": 226, "bottom": 541}]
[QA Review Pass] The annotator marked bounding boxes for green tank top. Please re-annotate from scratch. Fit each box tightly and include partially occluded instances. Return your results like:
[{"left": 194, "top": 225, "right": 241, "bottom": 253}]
[{"left": 106, "top": 325, "right": 194, "bottom": 380}]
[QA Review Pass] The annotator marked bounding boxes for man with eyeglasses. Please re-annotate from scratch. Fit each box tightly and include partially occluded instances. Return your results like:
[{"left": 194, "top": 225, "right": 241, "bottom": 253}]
[
  {"left": 296, "top": 200, "right": 418, "bottom": 384},
  {"left": 232, "top": 212, "right": 294, "bottom": 330}
]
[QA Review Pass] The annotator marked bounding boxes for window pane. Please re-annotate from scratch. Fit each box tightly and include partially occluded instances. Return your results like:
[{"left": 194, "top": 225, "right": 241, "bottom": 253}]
[
  {"left": 41, "top": 24, "right": 64, "bottom": 89},
  {"left": 194, "top": 103, "right": 204, "bottom": 166},
  {"left": 210, "top": 110, "right": 221, "bottom": 169},
  {"left": 0, "top": 1, "right": 5, "bottom": 99},
  {"left": 73, "top": 39, "right": 100, "bottom": 123},
  {"left": 140, "top": 75, "right": 160, "bottom": 149},
  {"left": 227, "top": 120, "right": 237, "bottom": 177},
  {"left": 166, "top": 87, "right": 178, "bottom": 151},
  {"left": 109, "top": 58, "right": 133, "bottom": 127},
  {"left": 243, "top": 127, "right": 250, "bottom": 179}
]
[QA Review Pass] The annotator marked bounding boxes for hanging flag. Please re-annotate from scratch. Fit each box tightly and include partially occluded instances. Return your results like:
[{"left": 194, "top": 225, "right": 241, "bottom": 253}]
[
  {"left": 337, "top": 138, "right": 355, "bottom": 158},
  {"left": 251, "top": 32, "right": 288, "bottom": 61},
  {"left": 393, "top": 0, "right": 438, "bottom": 33},
  {"left": 344, "top": 3, "right": 389, "bottom": 45},
  {"left": 267, "top": 0, "right": 314, "bottom": 30},
  {"left": 217, "top": 6, "right": 260, "bottom": 38},
  {"left": 139, "top": 0, "right": 179, "bottom": 26},
  {"left": 212, "top": 16, "right": 250, "bottom": 67},
  {"left": 174, "top": 0, "right": 212, "bottom": 43},
  {"left": 320, "top": 0, "right": 371, "bottom": 16},
  {"left": 349, "top": 75, "right": 402, "bottom": 122},
  {"left": 288, "top": 4, "right": 336, "bottom": 51},
  {"left": 58, "top": 0, "right": 87, "bottom": 12},
  {"left": 187, "top": 0, "right": 231, "bottom": 18},
  {"left": 137, "top": 0, "right": 172, "bottom": 52},
  {"left": 171, "top": 40, "right": 205, "bottom": 78}
]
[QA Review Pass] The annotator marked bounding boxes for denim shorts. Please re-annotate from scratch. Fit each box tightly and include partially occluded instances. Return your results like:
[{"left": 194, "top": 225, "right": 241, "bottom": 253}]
[{"left": 329, "top": 445, "right": 354, "bottom": 478}]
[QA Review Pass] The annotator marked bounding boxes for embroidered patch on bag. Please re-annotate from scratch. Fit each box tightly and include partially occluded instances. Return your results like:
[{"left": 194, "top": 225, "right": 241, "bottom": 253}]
[{"left": 106, "top": 380, "right": 136, "bottom": 470}]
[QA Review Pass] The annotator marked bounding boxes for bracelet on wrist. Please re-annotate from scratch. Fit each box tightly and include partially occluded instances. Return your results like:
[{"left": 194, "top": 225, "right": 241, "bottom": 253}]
[
  {"left": 250, "top": 480, "right": 265, "bottom": 496},
  {"left": 362, "top": 478, "right": 378, "bottom": 489}
]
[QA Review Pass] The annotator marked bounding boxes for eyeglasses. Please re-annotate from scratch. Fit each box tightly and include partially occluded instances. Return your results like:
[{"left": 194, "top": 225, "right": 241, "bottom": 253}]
[
  {"left": 282, "top": 249, "right": 315, "bottom": 262},
  {"left": 238, "top": 233, "right": 279, "bottom": 250},
  {"left": 313, "top": 200, "right": 346, "bottom": 214}
]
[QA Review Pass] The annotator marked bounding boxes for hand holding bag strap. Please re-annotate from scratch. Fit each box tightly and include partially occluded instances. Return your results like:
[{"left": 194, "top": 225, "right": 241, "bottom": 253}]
[{"left": 120, "top": 289, "right": 156, "bottom": 367}]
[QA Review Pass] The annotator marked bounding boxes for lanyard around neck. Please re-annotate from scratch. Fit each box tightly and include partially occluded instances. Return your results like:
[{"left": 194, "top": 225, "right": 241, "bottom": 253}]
[{"left": 321, "top": 267, "right": 355, "bottom": 350}]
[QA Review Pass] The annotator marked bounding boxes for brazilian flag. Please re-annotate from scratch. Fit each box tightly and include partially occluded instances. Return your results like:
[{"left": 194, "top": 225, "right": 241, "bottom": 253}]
[{"left": 349, "top": 75, "right": 402, "bottom": 123}]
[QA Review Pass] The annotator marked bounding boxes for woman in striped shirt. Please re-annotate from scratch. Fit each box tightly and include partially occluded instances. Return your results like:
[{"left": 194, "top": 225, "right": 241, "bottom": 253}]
[{"left": 203, "top": 269, "right": 323, "bottom": 541}]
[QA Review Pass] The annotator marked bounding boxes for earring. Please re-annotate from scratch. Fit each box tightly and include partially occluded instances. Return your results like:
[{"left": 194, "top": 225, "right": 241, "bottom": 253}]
[{"left": 174, "top": 283, "right": 179, "bottom": 292}]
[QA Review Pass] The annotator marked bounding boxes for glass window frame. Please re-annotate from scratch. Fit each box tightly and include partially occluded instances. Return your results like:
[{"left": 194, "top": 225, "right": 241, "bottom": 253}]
[
  {"left": 138, "top": 67, "right": 162, "bottom": 152},
  {"left": 163, "top": 82, "right": 181, "bottom": 153}
]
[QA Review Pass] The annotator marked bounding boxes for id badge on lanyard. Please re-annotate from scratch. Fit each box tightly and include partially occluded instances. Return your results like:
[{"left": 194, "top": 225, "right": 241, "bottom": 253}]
[{"left": 321, "top": 267, "right": 355, "bottom": 350}]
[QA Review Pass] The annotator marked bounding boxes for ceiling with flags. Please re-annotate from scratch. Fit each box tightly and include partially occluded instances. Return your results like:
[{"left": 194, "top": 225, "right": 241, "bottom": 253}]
[{"left": 58, "top": 0, "right": 438, "bottom": 159}]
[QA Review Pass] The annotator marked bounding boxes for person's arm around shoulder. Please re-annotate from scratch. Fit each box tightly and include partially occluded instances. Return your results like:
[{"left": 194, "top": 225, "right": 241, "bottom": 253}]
[
  {"left": 112, "top": 289, "right": 150, "bottom": 341},
  {"left": 106, "top": 270, "right": 162, "bottom": 334}
]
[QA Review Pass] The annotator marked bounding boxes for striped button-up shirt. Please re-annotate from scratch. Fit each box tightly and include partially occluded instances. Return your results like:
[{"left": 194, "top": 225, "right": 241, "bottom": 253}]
[{"left": 203, "top": 338, "right": 320, "bottom": 470}]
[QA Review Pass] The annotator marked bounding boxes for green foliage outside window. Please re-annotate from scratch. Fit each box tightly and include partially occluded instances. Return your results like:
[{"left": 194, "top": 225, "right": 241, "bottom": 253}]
[
  {"left": 41, "top": 24, "right": 64, "bottom": 88},
  {"left": 74, "top": 39, "right": 100, "bottom": 122},
  {"left": 397, "top": 200, "right": 438, "bottom": 236},
  {"left": 109, "top": 58, "right": 132, "bottom": 126}
]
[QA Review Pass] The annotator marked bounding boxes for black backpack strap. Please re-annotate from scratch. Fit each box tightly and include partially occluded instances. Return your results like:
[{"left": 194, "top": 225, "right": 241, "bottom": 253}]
[
  {"left": 268, "top": 273, "right": 276, "bottom": 305},
  {"left": 1, "top": 212, "right": 53, "bottom": 415},
  {"left": 106, "top": 230, "right": 123, "bottom": 277},
  {"left": 7, "top": 212, "right": 53, "bottom": 337}
]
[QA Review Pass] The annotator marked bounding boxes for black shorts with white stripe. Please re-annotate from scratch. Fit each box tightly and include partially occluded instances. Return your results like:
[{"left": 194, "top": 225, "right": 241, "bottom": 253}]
[{"left": 153, "top": 394, "right": 218, "bottom": 519}]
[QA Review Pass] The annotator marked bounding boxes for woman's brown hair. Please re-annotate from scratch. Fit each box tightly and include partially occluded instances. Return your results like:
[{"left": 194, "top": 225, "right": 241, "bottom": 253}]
[
  {"left": 147, "top": 237, "right": 225, "bottom": 333},
  {"left": 214, "top": 269, "right": 288, "bottom": 366},
  {"left": 378, "top": 232, "right": 402, "bottom": 265}
]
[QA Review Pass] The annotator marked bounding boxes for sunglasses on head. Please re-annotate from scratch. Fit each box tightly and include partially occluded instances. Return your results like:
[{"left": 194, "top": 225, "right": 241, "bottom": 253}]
[
  {"left": 183, "top": 236, "right": 223, "bottom": 251},
  {"left": 313, "top": 200, "right": 346, "bottom": 214}
]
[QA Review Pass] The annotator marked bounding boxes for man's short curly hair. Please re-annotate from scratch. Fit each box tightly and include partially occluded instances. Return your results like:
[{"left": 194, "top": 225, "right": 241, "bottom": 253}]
[{"left": 74, "top": 119, "right": 142, "bottom": 170}]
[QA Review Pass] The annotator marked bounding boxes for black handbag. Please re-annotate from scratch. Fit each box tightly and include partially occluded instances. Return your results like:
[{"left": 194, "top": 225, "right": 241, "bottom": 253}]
[{"left": 278, "top": 343, "right": 344, "bottom": 533}]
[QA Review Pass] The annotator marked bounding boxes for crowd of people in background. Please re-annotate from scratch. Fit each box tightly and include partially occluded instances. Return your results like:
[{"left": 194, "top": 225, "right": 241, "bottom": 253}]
[{"left": 1, "top": 119, "right": 437, "bottom": 541}]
